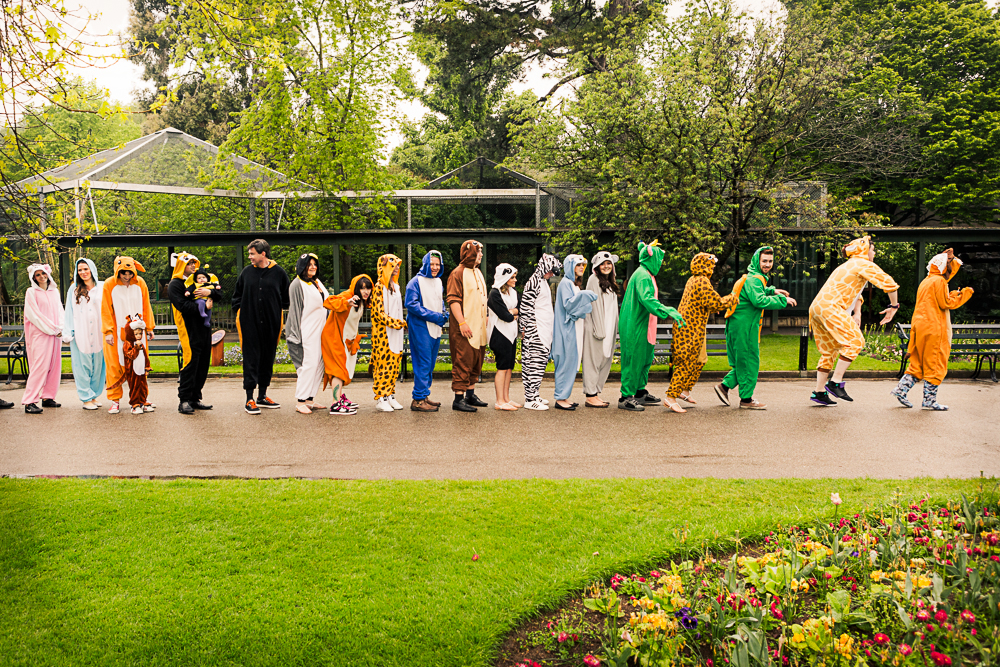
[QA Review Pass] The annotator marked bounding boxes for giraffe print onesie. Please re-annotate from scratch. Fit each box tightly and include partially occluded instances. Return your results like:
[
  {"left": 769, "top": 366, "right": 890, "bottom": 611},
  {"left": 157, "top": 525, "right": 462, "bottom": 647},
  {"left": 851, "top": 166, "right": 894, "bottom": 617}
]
[{"left": 808, "top": 236, "right": 899, "bottom": 372}]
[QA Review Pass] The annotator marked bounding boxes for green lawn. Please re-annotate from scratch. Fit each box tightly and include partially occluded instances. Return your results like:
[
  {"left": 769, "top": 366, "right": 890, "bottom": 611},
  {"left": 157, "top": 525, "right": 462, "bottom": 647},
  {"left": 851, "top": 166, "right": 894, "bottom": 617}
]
[
  {"left": 0, "top": 477, "right": 986, "bottom": 666},
  {"left": 66, "top": 333, "right": 979, "bottom": 375}
]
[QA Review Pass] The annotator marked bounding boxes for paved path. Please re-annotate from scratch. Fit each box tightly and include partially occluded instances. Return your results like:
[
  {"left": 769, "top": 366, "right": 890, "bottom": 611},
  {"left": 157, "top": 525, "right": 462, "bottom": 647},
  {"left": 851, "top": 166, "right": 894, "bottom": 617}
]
[{"left": 1, "top": 378, "right": 997, "bottom": 479}]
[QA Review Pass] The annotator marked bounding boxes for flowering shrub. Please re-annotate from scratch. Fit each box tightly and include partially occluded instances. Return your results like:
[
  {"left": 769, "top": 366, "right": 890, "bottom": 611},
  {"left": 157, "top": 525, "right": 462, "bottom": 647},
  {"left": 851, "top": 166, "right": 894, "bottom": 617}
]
[
  {"left": 222, "top": 345, "right": 243, "bottom": 366},
  {"left": 502, "top": 489, "right": 1000, "bottom": 667}
]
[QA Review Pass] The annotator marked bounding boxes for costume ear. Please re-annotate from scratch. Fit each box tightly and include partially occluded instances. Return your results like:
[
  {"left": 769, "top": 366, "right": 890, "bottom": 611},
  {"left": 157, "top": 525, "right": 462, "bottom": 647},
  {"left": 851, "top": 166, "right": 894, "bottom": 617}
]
[
  {"left": 133, "top": 260, "right": 146, "bottom": 272},
  {"left": 170, "top": 253, "right": 179, "bottom": 267}
]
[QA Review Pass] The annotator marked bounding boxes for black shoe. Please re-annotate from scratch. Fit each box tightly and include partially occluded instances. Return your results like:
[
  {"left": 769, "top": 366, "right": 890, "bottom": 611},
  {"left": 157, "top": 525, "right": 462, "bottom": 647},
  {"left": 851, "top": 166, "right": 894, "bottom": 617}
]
[
  {"left": 825, "top": 381, "right": 853, "bottom": 402},
  {"left": 24, "top": 403, "right": 42, "bottom": 414},
  {"left": 810, "top": 391, "right": 837, "bottom": 407},
  {"left": 191, "top": 401, "right": 213, "bottom": 410},
  {"left": 618, "top": 397, "right": 646, "bottom": 412},
  {"left": 464, "top": 392, "right": 488, "bottom": 408},
  {"left": 178, "top": 401, "right": 195, "bottom": 414},
  {"left": 0, "top": 398, "right": 13, "bottom": 409},
  {"left": 639, "top": 393, "right": 661, "bottom": 406},
  {"left": 452, "top": 398, "right": 477, "bottom": 412},
  {"left": 554, "top": 402, "right": 576, "bottom": 411},
  {"left": 41, "top": 398, "right": 61, "bottom": 408}
]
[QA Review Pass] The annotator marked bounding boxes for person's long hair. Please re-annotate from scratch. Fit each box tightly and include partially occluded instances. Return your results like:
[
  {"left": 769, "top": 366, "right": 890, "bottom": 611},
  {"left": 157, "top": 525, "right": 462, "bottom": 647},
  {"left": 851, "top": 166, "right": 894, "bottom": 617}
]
[
  {"left": 595, "top": 263, "right": 620, "bottom": 295},
  {"left": 353, "top": 276, "right": 373, "bottom": 311},
  {"left": 74, "top": 261, "right": 92, "bottom": 304}
]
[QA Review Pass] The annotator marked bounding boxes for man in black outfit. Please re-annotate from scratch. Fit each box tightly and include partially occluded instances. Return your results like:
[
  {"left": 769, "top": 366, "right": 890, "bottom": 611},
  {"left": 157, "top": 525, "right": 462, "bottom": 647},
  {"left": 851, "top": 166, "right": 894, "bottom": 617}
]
[
  {"left": 232, "top": 239, "right": 290, "bottom": 414},
  {"left": 168, "top": 252, "right": 221, "bottom": 414}
]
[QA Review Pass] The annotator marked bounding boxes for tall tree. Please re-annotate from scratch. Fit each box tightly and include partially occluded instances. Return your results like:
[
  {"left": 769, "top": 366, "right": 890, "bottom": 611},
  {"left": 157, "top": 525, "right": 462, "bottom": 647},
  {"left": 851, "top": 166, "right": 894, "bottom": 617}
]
[
  {"left": 823, "top": 0, "right": 1000, "bottom": 226},
  {"left": 513, "top": 0, "right": 920, "bottom": 267},
  {"left": 162, "top": 0, "right": 409, "bottom": 213}
]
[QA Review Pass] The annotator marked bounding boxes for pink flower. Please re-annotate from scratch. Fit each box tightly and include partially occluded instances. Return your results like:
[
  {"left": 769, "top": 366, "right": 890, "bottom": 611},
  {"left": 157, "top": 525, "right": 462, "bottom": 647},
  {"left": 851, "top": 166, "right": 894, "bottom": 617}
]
[
  {"left": 583, "top": 655, "right": 601, "bottom": 667},
  {"left": 824, "top": 572, "right": 832, "bottom": 580},
  {"left": 557, "top": 632, "right": 569, "bottom": 643},
  {"left": 831, "top": 492, "right": 842, "bottom": 506},
  {"left": 707, "top": 660, "right": 714, "bottom": 667},
  {"left": 934, "top": 609, "right": 948, "bottom": 623},
  {"left": 961, "top": 610, "right": 976, "bottom": 624},
  {"left": 899, "top": 644, "right": 913, "bottom": 656},
  {"left": 874, "top": 633, "right": 890, "bottom": 645},
  {"left": 916, "top": 610, "right": 931, "bottom": 622},
  {"left": 649, "top": 570, "right": 661, "bottom": 578},
  {"left": 472, "top": 553, "right": 480, "bottom": 561}
]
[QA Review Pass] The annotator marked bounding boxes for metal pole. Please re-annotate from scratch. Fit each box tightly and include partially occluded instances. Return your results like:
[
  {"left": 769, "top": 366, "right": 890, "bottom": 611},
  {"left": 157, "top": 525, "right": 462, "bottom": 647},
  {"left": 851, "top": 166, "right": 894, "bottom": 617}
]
[
  {"left": 249, "top": 199, "right": 257, "bottom": 231},
  {"left": 798, "top": 326, "right": 809, "bottom": 375},
  {"left": 915, "top": 241, "right": 926, "bottom": 295},
  {"left": 333, "top": 243, "right": 341, "bottom": 293},
  {"left": 407, "top": 197, "right": 412, "bottom": 283},
  {"left": 535, "top": 184, "right": 540, "bottom": 228}
]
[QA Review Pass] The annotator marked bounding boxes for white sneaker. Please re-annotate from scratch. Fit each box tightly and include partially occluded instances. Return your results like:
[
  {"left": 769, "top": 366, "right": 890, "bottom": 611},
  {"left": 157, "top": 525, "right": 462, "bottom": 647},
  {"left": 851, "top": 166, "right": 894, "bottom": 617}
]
[
  {"left": 523, "top": 399, "right": 549, "bottom": 411},
  {"left": 108, "top": 401, "right": 120, "bottom": 414},
  {"left": 130, "top": 405, "right": 143, "bottom": 415},
  {"left": 142, "top": 404, "right": 155, "bottom": 413},
  {"left": 82, "top": 401, "right": 98, "bottom": 411},
  {"left": 541, "top": 398, "right": 550, "bottom": 405},
  {"left": 375, "top": 397, "right": 394, "bottom": 412},
  {"left": 388, "top": 395, "right": 404, "bottom": 410}
]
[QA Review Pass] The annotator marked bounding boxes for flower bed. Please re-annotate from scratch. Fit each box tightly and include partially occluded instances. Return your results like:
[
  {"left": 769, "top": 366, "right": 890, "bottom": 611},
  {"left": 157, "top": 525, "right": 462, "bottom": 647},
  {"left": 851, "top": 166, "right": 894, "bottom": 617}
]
[{"left": 498, "top": 490, "right": 1000, "bottom": 667}]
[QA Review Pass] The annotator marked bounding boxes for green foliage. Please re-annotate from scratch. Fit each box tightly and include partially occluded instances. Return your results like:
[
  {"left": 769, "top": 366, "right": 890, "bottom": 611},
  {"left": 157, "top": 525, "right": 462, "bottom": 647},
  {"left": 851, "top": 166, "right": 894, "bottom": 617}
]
[{"left": 512, "top": 0, "right": 913, "bottom": 271}]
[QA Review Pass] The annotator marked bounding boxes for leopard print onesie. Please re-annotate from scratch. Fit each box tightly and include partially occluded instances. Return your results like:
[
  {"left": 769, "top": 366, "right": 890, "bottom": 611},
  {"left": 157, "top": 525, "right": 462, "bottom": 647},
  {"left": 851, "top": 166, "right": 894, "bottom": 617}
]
[
  {"left": 667, "top": 253, "right": 734, "bottom": 399},
  {"left": 371, "top": 254, "right": 407, "bottom": 399}
]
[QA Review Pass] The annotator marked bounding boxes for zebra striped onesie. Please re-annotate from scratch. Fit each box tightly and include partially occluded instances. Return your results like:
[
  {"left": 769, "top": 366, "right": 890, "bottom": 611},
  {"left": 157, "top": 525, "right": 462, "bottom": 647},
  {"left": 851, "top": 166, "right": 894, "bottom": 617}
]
[{"left": 519, "top": 254, "right": 562, "bottom": 402}]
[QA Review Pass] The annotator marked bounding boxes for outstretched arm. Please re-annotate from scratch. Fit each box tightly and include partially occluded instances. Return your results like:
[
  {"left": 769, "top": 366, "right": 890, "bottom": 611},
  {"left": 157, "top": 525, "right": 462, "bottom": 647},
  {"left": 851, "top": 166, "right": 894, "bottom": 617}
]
[{"left": 635, "top": 272, "right": 686, "bottom": 326}]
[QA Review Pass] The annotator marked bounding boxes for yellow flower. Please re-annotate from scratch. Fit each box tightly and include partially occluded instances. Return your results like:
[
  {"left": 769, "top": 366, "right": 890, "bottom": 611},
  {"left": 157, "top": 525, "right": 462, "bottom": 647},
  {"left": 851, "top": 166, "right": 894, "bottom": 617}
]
[{"left": 792, "top": 632, "right": 805, "bottom": 643}]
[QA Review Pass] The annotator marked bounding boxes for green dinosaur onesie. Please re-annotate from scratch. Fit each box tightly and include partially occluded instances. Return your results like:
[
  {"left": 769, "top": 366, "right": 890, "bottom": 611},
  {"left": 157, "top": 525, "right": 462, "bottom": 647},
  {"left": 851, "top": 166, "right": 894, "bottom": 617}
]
[
  {"left": 619, "top": 241, "right": 686, "bottom": 398},
  {"left": 721, "top": 246, "right": 789, "bottom": 400}
]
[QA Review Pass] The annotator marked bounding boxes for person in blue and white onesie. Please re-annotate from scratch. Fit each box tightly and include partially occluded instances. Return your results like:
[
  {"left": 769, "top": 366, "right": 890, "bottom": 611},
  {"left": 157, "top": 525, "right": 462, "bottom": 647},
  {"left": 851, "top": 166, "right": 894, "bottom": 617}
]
[
  {"left": 405, "top": 250, "right": 450, "bottom": 412},
  {"left": 551, "top": 254, "right": 598, "bottom": 411}
]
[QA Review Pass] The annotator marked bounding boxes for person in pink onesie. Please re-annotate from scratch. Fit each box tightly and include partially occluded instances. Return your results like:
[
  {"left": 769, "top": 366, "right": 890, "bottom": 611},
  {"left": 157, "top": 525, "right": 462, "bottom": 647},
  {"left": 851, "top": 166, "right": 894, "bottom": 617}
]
[{"left": 22, "top": 263, "right": 64, "bottom": 414}]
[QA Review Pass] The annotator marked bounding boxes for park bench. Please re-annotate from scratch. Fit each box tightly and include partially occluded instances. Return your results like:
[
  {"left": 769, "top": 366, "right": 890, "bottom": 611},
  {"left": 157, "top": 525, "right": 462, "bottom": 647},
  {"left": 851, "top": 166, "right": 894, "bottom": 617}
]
[
  {"left": 659, "top": 322, "right": 728, "bottom": 378},
  {"left": 895, "top": 323, "right": 1000, "bottom": 382},
  {"left": 1, "top": 325, "right": 28, "bottom": 384},
  {"left": 2, "top": 323, "right": 186, "bottom": 382}
]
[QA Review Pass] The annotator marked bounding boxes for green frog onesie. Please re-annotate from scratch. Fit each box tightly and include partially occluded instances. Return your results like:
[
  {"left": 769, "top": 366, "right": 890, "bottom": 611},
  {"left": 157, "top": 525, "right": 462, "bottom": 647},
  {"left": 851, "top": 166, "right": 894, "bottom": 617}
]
[
  {"left": 619, "top": 240, "right": 686, "bottom": 409},
  {"left": 720, "top": 246, "right": 789, "bottom": 402}
]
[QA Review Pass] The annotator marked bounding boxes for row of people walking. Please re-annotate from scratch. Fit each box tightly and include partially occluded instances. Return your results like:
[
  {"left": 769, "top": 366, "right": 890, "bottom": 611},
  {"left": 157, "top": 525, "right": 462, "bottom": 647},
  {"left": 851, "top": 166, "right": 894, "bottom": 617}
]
[{"left": 0, "top": 235, "right": 972, "bottom": 415}]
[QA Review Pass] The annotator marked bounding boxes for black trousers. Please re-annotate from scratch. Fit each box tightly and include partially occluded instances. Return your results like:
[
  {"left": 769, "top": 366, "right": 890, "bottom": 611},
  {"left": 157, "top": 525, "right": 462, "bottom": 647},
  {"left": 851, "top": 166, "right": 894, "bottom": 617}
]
[
  {"left": 178, "top": 325, "right": 211, "bottom": 403},
  {"left": 242, "top": 333, "right": 278, "bottom": 398}
]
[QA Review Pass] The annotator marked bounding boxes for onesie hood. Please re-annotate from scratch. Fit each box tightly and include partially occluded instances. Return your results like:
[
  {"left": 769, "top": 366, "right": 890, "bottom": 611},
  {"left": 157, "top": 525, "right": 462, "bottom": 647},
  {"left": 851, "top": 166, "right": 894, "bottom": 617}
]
[
  {"left": 295, "top": 252, "right": 320, "bottom": 282},
  {"left": 75, "top": 258, "right": 100, "bottom": 282},
  {"left": 350, "top": 273, "right": 374, "bottom": 307},
  {"left": 563, "top": 254, "right": 587, "bottom": 279},
  {"left": 376, "top": 254, "right": 402, "bottom": 287},
  {"left": 591, "top": 251, "right": 619, "bottom": 271},
  {"left": 27, "top": 263, "right": 56, "bottom": 290},
  {"left": 169, "top": 252, "right": 199, "bottom": 280},
  {"left": 927, "top": 250, "right": 962, "bottom": 280},
  {"left": 417, "top": 250, "right": 444, "bottom": 278},
  {"left": 637, "top": 240, "right": 665, "bottom": 275},
  {"left": 844, "top": 236, "right": 871, "bottom": 259},
  {"left": 532, "top": 253, "right": 562, "bottom": 280},
  {"left": 746, "top": 247, "right": 772, "bottom": 279},
  {"left": 459, "top": 240, "right": 483, "bottom": 268},
  {"left": 113, "top": 256, "right": 146, "bottom": 281},
  {"left": 493, "top": 263, "right": 517, "bottom": 289},
  {"left": 690, "top": 252, "right": 718, "bottom": 277}
]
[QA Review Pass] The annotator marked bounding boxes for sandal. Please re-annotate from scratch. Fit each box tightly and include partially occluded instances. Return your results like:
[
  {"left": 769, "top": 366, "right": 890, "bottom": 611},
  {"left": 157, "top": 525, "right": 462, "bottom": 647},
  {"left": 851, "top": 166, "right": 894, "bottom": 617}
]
[
  {"left": 495, "top": 402, "right": 517, "bottom": 411},
  {"left": 296, "top": 404, "right": 313, "bottom": 414},
  {"left": 308, "top": 403, "right": 327, "bottom": 411},
  {"left": 584, "top": 400, "right": 609, "bottom": 408},
  {"left": 662, "top": 397, "right": 687, "bottom": 413},
  {"left": 678, "top": 392, "right": 697, "bottom": 404}
]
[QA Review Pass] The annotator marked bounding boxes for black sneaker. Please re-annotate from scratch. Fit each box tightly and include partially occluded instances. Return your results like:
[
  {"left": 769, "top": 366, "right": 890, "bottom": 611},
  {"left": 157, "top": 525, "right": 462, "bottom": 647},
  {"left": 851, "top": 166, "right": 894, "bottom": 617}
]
[
  {"left": 24, "top": 403, "right": 42, "bottom": 414},
  {"left": 0, "top": 398, "right": 13, "bottom": 409},
  {"left": 257, "top": 396, "right": 280, "bottom": 409},
  {"left": 245, "top": 400, "right": 261, "bottom": 415},
  {"left": 825, "top": 381, "right": 853, "bottom": 402},
  {"left": 810, "top": 391, "right": 837, "bottom": 406},
  {"left": 618, "top": 397, "right": 646, "bottom": 412},
  {"left": 638, "top": 393, "right": 661, "bottom": 406},
  {"left": 41, "top": 398, "right": 61, "bottom": 408}
]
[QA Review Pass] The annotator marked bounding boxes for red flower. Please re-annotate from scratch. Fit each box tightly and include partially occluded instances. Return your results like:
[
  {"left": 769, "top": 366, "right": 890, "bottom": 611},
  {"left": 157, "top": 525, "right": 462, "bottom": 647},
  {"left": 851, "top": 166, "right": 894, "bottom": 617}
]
[
  {"left": 649, "top": 570, "right": 661, "bottom": 578},
  {"left": 557, "top": 632, "right": 569, "bottom": 643},
  {"left": 934, "top": 609, "right": 948, "bottom": 623},
  {"left": 961, "top": 610, "right": 976, "bottom": 624},
  {"left": 583, "top": 656, "right": 601, "bottom": 667},
  {"left": 899, "top": 644, "right": 913, "bottom": 656},
  {"left": 931, "top": 651, "right": 952, "bottom": 667},
  {"left": 874, "top": 633, "right": 890, "bottom": 645}
]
